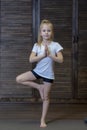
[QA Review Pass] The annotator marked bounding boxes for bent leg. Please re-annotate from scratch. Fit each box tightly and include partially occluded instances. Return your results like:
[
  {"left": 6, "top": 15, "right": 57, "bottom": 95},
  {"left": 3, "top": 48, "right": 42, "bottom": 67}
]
[
  {"left": 16, "top": 71, "right": 41, "bottom": 88},
  {"left": 16, "top": 71, "right": 36, "bottom": 83},
  {"left": 16, "top": 71, "right": 44, "bottom": 99},
  {"left": 40, "top": 82, "right": 52, "bottom": 127}
]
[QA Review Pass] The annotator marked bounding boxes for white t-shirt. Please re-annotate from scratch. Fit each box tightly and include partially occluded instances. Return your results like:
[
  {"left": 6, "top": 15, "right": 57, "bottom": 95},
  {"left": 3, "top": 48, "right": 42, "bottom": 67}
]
[{"left": 32, "top": 41, "right": 63, "bottom": 79}]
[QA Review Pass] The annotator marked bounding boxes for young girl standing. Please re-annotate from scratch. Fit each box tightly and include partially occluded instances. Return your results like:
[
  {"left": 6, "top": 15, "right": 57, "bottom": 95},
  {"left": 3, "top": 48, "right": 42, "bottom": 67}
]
[{"left": 16, "top": 19, "right": 63, "bottom": 127}]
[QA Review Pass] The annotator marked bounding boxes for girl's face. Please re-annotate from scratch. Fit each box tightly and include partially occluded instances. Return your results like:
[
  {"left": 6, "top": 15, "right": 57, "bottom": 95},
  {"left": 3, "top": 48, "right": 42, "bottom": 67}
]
[{"left": 40, "top": 24, "right": 52, "bottom": 41}]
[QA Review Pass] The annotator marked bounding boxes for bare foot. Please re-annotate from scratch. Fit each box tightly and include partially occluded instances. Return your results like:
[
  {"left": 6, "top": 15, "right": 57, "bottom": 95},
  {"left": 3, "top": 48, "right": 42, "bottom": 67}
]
[
  {"left": 40, "top": 122, "right": 47, "bottom": 128},
  {"left": 39, "top": 86, "right": 44, "bottom": 100}
]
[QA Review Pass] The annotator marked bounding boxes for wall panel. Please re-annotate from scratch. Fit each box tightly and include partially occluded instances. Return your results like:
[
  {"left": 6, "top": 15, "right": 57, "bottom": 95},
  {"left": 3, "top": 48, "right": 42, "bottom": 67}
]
[
  {"left": 0, "top": 0, "right": 33, "bottom": 98},
  {"left": 40, "top": 0, "right": 73, "bottom": 98},
  {"left": 78, "top": 0, "right": 87, "bottom": 98}
]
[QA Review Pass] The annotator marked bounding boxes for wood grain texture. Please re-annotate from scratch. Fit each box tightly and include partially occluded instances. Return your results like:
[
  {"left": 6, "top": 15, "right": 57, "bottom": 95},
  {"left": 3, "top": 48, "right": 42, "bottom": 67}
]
[
  {"left": 0, "top": 0, "right": 87, "bottom": 101},
  {"left": 78, "top": 0, "right": 87, "bottom": 98},
  {"left": 0, "top": 0, "right": 33, "bottom": 97},
  {"left": 0, "top": 102, "right": 87, "bottom": 120}
]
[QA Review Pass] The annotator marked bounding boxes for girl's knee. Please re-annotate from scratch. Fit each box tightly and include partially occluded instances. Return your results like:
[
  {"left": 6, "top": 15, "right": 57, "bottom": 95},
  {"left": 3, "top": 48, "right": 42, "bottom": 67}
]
[
  {"left": 16, "top": 75, "right": 22, "bottom": 83},
  {"left": 43, "top": 98, "right": 50, "bottom": 103},
  {"left": 43, "top": 95, "right": 50, "bottom": 102}
]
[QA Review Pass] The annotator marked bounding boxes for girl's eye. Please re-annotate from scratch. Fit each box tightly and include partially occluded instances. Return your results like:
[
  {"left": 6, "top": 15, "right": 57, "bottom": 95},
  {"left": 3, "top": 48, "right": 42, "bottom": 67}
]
[
  {"left": 43, "top": 30, "right": 46, "bottom": 32},
  {"left": 48, "top": 30, "right": 51, "bottom": 32},
  {"left": 42, "top": 30, "right": 51, "bottom": 32}
]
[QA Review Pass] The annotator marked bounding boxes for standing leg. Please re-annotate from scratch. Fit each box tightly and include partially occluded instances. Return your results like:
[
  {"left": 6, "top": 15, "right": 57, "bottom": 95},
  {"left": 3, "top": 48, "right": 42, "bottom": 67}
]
[
  {"left": 40, "top": 82, "right": 52, "bottom": 127},
  {"left": 16, "top": 72, "right": 52, "bottom": 127}
]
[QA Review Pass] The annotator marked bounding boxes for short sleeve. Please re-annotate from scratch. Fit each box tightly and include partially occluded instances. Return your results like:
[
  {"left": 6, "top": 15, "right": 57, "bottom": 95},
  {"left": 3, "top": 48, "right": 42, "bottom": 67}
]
[
  {"left": 55, "top": 42, "right": 63, "bottom": 53},
  {"left": 32, "top": 43, "right": 38, "bottom": 53}
]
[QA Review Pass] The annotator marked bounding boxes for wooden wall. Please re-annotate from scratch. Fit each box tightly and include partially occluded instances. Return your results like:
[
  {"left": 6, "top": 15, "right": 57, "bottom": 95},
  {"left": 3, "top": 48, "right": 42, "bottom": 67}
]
[
  {"left": 0, "top": 0, "right": 33, "bottom": 98},
  {"left": 0, "top": 0, "right": 87, "bottom": 102},
  {"left": 40, "top": 0, "right": 87, "bottom": 100},
  {"left": 78, "top": 0, "right": 87, "bottom": 98}
]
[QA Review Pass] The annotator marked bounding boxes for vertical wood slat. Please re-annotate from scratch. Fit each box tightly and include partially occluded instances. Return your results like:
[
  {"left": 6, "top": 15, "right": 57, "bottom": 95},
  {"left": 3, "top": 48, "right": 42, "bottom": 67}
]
[
  {"left": 78, "top": 0, "right": 87, "bottom": 98},
  {"left": 0, "top": 0, "right": 33, "bottom": 98},
  {"left": 32, "top": 0, "right": 41, "bottom": 98},
  {"left": 32, "top": 0, "right": 40, "bottom": 43},
  {"left": 72, "top": 0, "right": 79, "bottom": 98}
]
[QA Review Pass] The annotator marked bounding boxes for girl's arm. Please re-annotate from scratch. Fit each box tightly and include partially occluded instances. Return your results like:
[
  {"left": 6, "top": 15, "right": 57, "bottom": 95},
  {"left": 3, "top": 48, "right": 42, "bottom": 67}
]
[
  {"left": 49, "top": 51, "right": 64, "bottom": 63},
  {"left": 29, "top": 52, "right": 45, "bottom": 63}
]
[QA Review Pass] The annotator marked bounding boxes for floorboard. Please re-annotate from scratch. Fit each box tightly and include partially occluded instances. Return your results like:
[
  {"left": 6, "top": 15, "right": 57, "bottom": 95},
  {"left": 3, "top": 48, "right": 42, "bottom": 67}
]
[
  {"left": 0, "top": 102, "right": 87, "bottom": 129},
  {"left": 0, "top": 102, "right": 87, "bottom": 120}
]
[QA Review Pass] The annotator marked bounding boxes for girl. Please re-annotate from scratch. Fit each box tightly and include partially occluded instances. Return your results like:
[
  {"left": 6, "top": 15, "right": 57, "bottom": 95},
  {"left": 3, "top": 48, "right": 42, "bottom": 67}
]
[{"left": 16, "top": 19, "right": 63, "bottom": 127}]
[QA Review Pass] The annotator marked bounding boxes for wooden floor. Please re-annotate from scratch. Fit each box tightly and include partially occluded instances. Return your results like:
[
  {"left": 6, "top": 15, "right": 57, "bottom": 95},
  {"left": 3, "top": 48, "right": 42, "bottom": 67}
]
[
  {"left": 0, "top": 102, "right": 87, "bottom": 121},
  {"left": 0, "top": 119, "right": 87, "bottom": 130},
  {"left": 0, "top": 102, "right": 87, "bottom": 130}
]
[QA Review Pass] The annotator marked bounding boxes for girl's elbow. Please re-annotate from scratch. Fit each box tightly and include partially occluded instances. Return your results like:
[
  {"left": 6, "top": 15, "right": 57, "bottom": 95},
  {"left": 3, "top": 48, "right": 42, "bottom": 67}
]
[
  {"left": 62, "top": 57, "right": 64, "bottom": 63},
  {"left": 61, "top": 59, "right": 64, "bottom": 63},
  {"left": 29, "top": 58, "right": 33, "bottom": 63},
  {"left": 59, "top": 57, "right": 64, "bottom": 63}
]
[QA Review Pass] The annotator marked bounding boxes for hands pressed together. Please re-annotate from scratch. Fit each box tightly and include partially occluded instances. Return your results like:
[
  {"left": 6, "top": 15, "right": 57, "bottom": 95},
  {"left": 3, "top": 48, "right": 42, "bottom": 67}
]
[
  {"left": 29, "top": 44, "right": 63, "bottom": 63},
  {"left": 43, "top": 44, "right": 63, "bottom": 63},
  {"left": 44, "top": 44, "right": 51, "bottom": 57}
]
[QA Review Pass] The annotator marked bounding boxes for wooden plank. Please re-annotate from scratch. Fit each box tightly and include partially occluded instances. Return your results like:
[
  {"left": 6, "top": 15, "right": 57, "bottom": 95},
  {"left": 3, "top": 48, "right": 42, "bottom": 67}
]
[
  {"left": 78, "top": 0, "right": 87, "bottom": 98},
  {"left": 0, "top": 0, "right": 33, "bottom": 97},
  {"left": 0, "top": 102, "right": 87, "bottom": 119}
]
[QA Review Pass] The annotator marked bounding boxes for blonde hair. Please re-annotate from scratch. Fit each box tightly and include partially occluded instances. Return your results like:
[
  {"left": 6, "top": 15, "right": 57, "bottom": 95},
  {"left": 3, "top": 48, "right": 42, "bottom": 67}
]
[{"left": 37, "top": 19, "right": 54, "bottom": 45}]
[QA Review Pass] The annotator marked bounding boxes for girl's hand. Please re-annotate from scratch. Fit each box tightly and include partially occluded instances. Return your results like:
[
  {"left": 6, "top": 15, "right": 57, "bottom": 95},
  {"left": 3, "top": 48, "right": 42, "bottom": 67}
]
[{"left": 45, "top": 45, "right": 51, "bottom": 56}]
